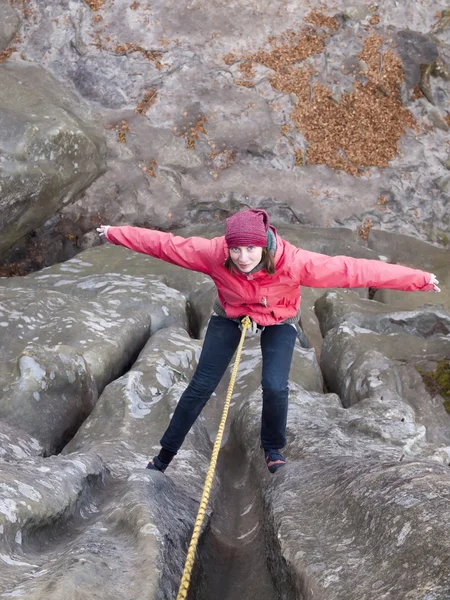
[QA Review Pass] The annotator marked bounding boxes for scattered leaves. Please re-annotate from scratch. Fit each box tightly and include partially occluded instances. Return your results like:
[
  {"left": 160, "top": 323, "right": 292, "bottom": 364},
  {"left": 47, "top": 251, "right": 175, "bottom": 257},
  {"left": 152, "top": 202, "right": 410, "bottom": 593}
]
[
  {"left": 136, "top": 89, "right": 158, "bottom": 114},
  {"left": 252, "top": 29, "right": 325, "bottom": 71},
  {"left": 295, "top": 149, "right": 303, "bottom": 166},
  {"left": 115, "top": 43, "right": 163, "bottom": 69},
  {"left": 140, "top": 160, "right": 157, "bottom": 177},
  {"left": 224, "top": 15, "right": 416, "bottom": 176},
  {"left": 358, "top": 217, "right": 373, "bottom": 242},
  {"left": 182, "top": 116, "right": 208, "bottom": 150},
  {"left": 208, "top": 148, "right": 234, "bottom": 170},
  {"left": 376, "top": 195, "right": 389, "bottom": 210},
  {"left": 412, "top": 84, "right": 424, "bottom": 100},
  {"left": 304, "top": 9, "right": 339, "bottom": 31},
  {"left": 84, "top": 0, "right": 106, "bottom": 10},
  {"left": 0, "top": 34, "right": 20, "bottom": 63},
  {"left": 111, "top": 120, "right": 130, "bottom": 143}
]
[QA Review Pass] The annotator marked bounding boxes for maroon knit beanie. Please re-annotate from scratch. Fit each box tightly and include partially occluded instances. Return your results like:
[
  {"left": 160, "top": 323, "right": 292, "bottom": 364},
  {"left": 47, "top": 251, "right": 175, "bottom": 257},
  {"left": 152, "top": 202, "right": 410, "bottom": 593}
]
[{"left": 225, "top": 209, "right": 269, "bottom": 248}]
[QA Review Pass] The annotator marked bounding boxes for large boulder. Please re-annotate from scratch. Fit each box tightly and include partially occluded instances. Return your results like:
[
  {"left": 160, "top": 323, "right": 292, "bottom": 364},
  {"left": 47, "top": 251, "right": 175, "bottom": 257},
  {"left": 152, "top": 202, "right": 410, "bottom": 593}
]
[
  {"left": 0, "top": 0, "right": 20, "bottom": 52},
  {"left": 0, "top": 63, "right": 106, "bottom": 254},
  {"left": 0, "top": 231, "right": 449, "bottom": 598},
  {"left": 0, "top": 0, "right": 446, "bottom": 268},
  {"left": 0, "top": 244, "right": 199, "bottom": 454}
]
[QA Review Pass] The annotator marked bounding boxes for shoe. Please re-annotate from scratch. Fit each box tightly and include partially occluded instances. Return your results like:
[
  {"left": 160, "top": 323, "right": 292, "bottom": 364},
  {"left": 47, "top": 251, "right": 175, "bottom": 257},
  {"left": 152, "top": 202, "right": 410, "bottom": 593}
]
[
  {"left": 146, "top": 456, "right": 168, "bottom": 473},
  {"left": 264, "top": 449, "right": 286, "bottom": 473}
]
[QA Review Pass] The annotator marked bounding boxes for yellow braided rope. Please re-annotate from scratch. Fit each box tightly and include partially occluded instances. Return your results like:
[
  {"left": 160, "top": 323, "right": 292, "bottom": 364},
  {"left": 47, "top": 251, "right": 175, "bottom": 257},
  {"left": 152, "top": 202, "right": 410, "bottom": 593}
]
[{"left": 176, "top": 315, "right": 252, "bottom": 600}]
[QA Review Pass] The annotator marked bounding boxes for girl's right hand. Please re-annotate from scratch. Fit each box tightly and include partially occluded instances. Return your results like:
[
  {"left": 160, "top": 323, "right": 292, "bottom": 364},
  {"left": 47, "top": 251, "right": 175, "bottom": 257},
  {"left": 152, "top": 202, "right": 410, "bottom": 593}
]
[
  {"left": 429, "top": 274, "right": 441, "bottom": 293},
  {"left": 96, "top": 225, "right": 111, "bottom": 239}
]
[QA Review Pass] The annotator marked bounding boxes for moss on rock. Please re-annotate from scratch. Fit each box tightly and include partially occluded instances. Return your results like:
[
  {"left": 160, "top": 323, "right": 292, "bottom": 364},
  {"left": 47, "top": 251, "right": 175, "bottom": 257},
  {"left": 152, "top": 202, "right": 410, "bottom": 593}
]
[{"left": 417, "top": 360, "right": 450, "bottom": 413}]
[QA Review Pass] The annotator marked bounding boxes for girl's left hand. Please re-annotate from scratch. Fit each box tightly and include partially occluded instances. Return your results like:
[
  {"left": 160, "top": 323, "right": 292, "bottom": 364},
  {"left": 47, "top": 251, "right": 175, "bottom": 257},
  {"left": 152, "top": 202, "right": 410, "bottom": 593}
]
[
  {"left": 96, "top": 225, "right": 111, "bottom": 239},
  {"left": 429, "top": 274, "right": 441, "bottom": 293}
]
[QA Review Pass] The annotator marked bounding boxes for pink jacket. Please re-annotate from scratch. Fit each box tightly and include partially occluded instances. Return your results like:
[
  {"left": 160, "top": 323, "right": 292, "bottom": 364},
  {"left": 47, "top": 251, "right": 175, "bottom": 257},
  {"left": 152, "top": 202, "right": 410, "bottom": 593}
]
[{"left": 106, "top": 226, "right": 433, "bottom": 326}]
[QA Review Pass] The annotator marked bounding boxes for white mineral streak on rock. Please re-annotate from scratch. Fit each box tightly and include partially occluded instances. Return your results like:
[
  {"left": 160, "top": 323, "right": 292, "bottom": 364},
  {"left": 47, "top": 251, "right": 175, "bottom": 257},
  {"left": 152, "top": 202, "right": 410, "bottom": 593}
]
[
  {"left": 15, "top": 482, "right": 41, "bottom": 502},
  {"left": 396, "top": 522, "right": 412, "bottom": 547},
  {"left": 237, "top": 523, "right": 259, "bottom": 540},
  {"left": 0, "top": 555, "right": 37, "bottom": 567},
  {"left": 18, "top": 356, "right": 46, "bottom": 383},
  {"left": 155, "top": 364, "right": 173, "bottom": 388},
  {"left": 0, "top": 499, "right": 18, "bottom": 523},
  {"left": 240, "top": 502, "right": 254, "bottom": 517},
  {"left": 124, "top": 372, "right": 160, "bottom": 418},
  {"left": 9, "top": 446, "right": 28, "bottom": 459}
]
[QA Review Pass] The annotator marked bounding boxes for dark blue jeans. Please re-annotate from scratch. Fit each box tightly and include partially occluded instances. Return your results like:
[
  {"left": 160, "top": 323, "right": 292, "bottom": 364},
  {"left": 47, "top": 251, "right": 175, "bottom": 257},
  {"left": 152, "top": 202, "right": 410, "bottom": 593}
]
[{"left": 160, "top": 316, "right": 297, "bottom": 453}]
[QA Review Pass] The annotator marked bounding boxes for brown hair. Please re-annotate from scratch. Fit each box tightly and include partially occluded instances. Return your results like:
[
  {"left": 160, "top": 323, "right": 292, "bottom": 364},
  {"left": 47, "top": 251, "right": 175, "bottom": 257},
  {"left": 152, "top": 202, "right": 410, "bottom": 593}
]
[{"left": 225, "top": 248, "right": 276, "bottom": 275}]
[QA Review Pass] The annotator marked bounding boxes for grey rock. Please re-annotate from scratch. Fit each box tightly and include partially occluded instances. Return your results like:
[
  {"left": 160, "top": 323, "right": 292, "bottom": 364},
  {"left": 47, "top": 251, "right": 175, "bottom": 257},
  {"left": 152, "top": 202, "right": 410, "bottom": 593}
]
[
  {"left": 0, "top": 343, "right": 97, "bottom": 455},
  {"left": 315, "top": 289, "right": 450, "bottom": 338},
  {"left": 341, "top": 6, "right": 372, "bottom": 21},
  {"left": 0, "top": 227, "right": 449, "bottom": 598},
  {"left": 393, "top": 29, "right": 439, "bottom": 94},
  {"left": 0, "top": 63, "right": 106, "bottom": 254},
  {"left": 0, "top": 0, "right": 20, "bottom": 52},
  {"left": 320, "top": 322, "right": 450, "bottom": 445},
  {"left": 429, "top": 108, "right": 450, "bottom": 131},
  {"left": 366, "top": 230, "right": 450, "bottom": 313},
  {"left": 0, "top": 0, "right": 447, "bottom": 267},
  {"left": 0, "top": 420, "right": 43, "bottom": 460},
  {"left": 233, "top": 377, "right": 450, "bottom": 599}
]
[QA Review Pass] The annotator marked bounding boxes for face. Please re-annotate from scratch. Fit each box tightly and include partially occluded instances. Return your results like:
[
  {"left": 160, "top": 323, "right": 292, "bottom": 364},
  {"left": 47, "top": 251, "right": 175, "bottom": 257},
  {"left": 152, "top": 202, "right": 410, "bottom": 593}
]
[{"left": 229, "top": 246, "right": 263, "bottom": 273}]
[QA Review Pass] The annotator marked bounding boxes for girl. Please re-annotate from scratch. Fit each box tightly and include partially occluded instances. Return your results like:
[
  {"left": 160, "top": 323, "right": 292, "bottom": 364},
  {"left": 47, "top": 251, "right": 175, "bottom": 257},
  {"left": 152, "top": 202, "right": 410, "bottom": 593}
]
[{"left": 97, "top": 209, "right": 440, "bottom": 474}]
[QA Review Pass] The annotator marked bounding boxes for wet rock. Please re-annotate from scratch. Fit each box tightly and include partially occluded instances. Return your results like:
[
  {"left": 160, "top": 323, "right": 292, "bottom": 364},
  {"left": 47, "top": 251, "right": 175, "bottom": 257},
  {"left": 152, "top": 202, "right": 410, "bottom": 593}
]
[
  {"left": 0, "top": 0, "right": 20, "bottom": 52},
  {"left": 393, "top": 30, "right": 439, "bottom": 97},
  {"left": 65, "top": 325, "right": 214, "bottom": 492},
  {"left": 366, "top": 230, "right": 450, "bottom": 313},
  {"left": 0, "top": 0, "right": 445, "bottom": 266},
  {"left": 234, "top": 362, "right": 450, "bottom": 598},
  {"left": 0, "top": 63, "right": 106, "bottom": 255},
  {"left": 315, "top": 289, "right": 450, "bottom": 338},
  {"left": 320, "top": 322, "right": 450, "bottom": 445},
  {"left": 0, "top": 421, "right": 43, "bottom": 461},
  {"left": 266, "top": 456, "right": 450, "bottom": 600},
  {"left": 0, "top": 343, "right": 97, "bottom": 455},
  {"left": 0, "top": 222, "right": 449, "bottom": 598}
]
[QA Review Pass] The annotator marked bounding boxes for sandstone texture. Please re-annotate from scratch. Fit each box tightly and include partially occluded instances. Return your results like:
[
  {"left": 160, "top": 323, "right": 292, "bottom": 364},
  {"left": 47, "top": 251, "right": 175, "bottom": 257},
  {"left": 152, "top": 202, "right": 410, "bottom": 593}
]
[
  {"left": 0, "top": 0, "right": 20, "bottom": 52},
  {"left": 0, "top": 0, "right": 449, "bottom": 273},
  {"left": 0, "top": 63, "right": 106, "bottom": 256},
  {"left": 1, "top": 0, "right": 450, "bottom": 597},
  {"left": 0, "top": 229, "right": 449, "bottom": 599}
]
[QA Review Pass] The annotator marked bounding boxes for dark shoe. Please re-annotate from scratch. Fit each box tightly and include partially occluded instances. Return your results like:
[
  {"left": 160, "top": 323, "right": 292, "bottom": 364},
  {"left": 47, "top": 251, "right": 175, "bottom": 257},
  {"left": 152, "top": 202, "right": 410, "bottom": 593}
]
[
  {"left": 146, "top": 456, "right": 168, "bottom": 473},
  {"left": 264, "top": 449, "right": 286, "bottom": 473}
]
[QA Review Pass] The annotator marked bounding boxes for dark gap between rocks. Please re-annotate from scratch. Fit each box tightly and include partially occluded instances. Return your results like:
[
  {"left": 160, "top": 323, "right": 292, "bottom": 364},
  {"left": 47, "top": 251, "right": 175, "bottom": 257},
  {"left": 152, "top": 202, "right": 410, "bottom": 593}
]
[
  {"left": 187, "top": 427, "right": 298, "bottom": 600},
  {"left": 186, "top": 299, "right": 201, "bottom": 340}
]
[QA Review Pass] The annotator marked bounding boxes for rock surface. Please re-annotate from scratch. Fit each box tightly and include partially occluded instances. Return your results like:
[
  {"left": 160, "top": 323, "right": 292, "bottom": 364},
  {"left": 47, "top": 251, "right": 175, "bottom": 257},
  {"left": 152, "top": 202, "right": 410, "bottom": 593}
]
[
  {"left": 1, "top": 229, "right": 450, "bottom": 599},
  {"left": 1, "top": 0, "right": 450, "bottom": 596},
  {"left": 0, "top": 0, "right": 449, "bottom": 273},
  {"left": 0, "top": 0, "right": 20, "bottom": 52},
  {"left": 0, "top": 63, "right": 106, "bottom": 255}
]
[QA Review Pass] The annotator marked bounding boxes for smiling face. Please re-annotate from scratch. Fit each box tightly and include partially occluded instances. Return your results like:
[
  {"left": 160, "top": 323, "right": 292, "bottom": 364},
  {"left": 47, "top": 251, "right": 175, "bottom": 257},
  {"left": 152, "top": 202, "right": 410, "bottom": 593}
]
[{"left": 228, "top": 246, "right": 264, "bottom": 273}]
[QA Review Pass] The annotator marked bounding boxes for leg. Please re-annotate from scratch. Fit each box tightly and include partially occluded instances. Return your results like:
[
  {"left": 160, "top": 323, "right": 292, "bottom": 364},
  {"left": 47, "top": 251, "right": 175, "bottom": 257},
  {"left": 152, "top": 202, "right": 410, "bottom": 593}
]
[
  {"left": 159, "top": 316, "right": 241, "bottom": 454},
  {"left": 260, "top": 323, "right": 297, "bottom": 450}
]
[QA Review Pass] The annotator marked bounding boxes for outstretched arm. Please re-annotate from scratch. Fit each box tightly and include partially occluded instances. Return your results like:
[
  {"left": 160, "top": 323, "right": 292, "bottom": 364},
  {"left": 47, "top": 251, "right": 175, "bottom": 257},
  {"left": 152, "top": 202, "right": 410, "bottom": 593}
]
[
  {"left": 295, "top": 248, "right": 440, "bottom": 292},
  {"left": 97, "top": 225, "right": 216, "bottom": 275}
]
